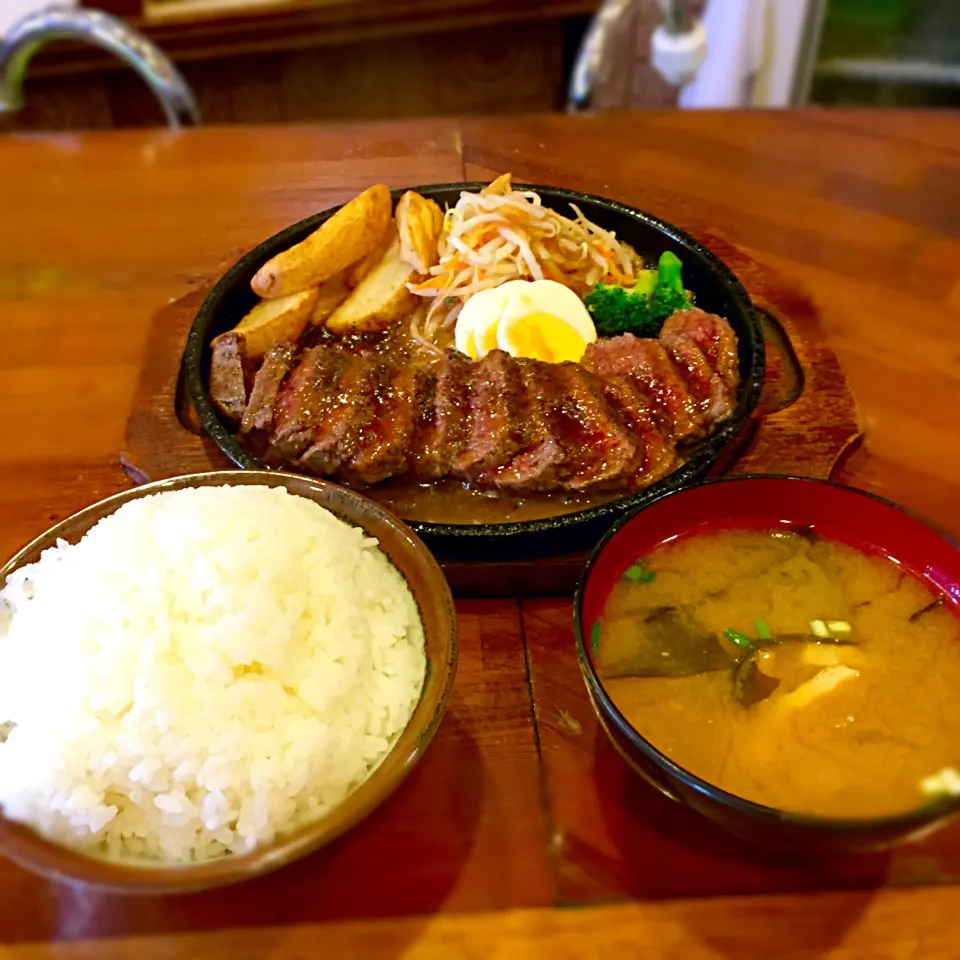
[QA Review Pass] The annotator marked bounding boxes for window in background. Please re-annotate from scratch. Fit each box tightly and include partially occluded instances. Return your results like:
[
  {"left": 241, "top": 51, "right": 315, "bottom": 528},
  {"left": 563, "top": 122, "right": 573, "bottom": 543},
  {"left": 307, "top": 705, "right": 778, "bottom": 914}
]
[{"left": 806, "top": 0, "right": 960, "bottom": 106}]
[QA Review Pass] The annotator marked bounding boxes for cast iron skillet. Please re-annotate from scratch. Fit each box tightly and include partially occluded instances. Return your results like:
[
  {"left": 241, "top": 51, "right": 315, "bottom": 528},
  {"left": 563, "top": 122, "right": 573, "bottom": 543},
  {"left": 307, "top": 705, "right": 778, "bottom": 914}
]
[{"left": 184, "top": 184, "right": 765, "bottom": 560}]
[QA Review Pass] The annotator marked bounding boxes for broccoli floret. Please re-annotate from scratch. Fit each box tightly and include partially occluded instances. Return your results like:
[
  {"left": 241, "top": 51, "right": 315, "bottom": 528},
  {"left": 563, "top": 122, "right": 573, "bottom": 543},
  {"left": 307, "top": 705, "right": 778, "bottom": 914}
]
[
  {"left": 583, "top": 282, "right": 660, "bottom": 337},
  {"left": 650, "top": 251, "right": 694, "bottom": 320},
  {"left": 583, "top": 254, "right": 694, "bottom": 337}
]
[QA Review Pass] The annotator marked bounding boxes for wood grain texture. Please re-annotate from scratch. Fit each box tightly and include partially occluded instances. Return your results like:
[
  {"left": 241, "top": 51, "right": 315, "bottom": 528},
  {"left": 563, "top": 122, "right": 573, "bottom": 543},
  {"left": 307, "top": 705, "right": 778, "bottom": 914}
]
[
  {"left": 3, "top": 886, "right": 960, "bottom": 958},
  {"left": 1, "top": 111, "right": 959, "bottom": 949},
  {"left": 6, "top": 0, "right": 593, "bottom": 132}
]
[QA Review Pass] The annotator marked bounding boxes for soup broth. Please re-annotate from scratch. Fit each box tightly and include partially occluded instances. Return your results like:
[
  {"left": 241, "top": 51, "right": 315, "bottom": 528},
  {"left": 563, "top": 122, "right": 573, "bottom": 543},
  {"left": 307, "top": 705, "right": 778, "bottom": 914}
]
[{"left": 594, "top": 528, "right": 960, "bottom": 819}]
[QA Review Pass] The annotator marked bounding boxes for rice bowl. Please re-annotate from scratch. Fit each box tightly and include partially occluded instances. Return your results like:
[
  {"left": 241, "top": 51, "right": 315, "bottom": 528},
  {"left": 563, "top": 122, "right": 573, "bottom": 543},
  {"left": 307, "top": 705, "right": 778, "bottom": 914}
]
[{"left": 0, "top": 482, "right": 429, "bottom": 867}]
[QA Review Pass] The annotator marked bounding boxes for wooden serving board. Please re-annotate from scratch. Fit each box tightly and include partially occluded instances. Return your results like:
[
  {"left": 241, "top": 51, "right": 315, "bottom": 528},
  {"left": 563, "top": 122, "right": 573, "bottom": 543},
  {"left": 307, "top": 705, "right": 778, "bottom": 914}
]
[{"left": 122, "top": 233, "right": 862, "bottom": 596}]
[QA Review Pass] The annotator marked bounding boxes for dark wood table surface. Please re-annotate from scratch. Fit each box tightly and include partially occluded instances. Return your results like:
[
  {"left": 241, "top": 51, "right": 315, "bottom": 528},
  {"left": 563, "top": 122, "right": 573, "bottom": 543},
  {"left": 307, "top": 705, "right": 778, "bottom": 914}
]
[{"left": 1, "top": 110, "right": 959, "bottom": 958}]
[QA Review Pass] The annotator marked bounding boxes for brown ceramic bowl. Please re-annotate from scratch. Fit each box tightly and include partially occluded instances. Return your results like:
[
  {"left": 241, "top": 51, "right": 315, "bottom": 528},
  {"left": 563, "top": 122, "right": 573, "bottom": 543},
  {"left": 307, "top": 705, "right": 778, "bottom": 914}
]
[{"left": 0, "top": 471, "right": 458, "bottom": 893}]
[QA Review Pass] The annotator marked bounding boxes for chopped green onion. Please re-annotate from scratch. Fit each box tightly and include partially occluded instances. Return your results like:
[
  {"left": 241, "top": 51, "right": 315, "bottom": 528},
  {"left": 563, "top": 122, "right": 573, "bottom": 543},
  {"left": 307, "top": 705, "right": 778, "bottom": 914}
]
[
  {"left": 623, "top": 564, "right": 655, "bottom": 583},
  {"left": 811, "top": 619, "right": 829, "bottom": 638},
  {"left": 755, "top": 619, "right": 772, "bottom": 641},
  {"left": 443, "top": 296, "right": 458, "bottom": 308},
  {"left": 590, "top": 621, "right": 602, "bottom": 652},
  {"left": 826, "top": 620, "right": 851, "bottom": 634},
  {"left": 724, "top": 628, "right": 752, "bottom": 649},
  {"left": 623, "top": 558, "right": 655, "bottom": 583}
]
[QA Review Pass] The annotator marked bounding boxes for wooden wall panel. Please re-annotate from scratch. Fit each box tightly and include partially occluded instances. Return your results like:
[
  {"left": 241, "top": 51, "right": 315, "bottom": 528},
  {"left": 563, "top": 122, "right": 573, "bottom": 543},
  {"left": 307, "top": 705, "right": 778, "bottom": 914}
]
[{"left": 3, "top": 19, "right": 568, "bottom": 131}]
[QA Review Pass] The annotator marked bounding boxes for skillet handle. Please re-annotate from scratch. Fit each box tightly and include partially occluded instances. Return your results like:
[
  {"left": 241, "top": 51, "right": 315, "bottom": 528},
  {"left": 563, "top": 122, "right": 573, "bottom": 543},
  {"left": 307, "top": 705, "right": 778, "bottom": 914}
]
[{"left": 697, "top": 230, "right": 864, "bottom": 481}]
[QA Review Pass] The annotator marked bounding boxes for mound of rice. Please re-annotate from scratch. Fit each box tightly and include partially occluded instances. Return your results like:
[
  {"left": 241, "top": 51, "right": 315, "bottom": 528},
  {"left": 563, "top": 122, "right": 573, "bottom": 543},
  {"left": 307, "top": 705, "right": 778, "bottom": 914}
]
[{"left": 0, "top": 485, "right": 426, "bottom": 863}]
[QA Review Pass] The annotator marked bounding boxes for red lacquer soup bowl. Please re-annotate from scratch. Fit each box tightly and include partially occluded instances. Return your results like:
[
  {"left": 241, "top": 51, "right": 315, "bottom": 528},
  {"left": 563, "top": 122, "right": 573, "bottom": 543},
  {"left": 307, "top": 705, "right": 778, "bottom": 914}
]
[{"left": 574, "top": 476, "right": 960, "bottom": 855}]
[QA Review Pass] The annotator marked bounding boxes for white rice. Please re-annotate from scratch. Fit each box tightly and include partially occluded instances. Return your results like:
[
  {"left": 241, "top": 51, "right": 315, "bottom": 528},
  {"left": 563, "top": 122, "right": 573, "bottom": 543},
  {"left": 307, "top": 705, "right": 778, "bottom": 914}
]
[{"left": 0, "top": 485, "right": 426, "bottom": 864}]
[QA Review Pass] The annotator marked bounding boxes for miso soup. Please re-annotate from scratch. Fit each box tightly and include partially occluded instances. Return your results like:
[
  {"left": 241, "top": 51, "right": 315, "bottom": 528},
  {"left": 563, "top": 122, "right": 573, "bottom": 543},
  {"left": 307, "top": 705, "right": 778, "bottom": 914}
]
[{"left": 593, "top": 527, "right": 960, "bottom": 819}]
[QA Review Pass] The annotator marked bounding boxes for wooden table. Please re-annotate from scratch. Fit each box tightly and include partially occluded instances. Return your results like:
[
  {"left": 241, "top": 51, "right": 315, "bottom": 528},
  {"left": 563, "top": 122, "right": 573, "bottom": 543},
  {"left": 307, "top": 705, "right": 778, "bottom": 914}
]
[{"left": 1, "top": 110, "right": 959, "bottom": 957}]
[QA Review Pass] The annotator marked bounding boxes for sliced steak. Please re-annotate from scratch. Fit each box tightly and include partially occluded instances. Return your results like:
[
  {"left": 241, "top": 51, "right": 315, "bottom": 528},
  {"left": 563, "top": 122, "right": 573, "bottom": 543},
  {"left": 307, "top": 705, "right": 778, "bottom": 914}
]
[
  {"left": 299, "top": 355, "right": 385, "bottom": 476},
  {"left": 582, "top": 334, "right": 702, "bottom": 441},
  {"left": 270, "top": 345, "right": 346, "bottom": 461},
  {"left": 549, "top": 363, "right": 637, "bottom": 491},
  {"left": 660, "top": 309, "right": 740, "bottom": 391},
  {"left": 599, "top": 375, "right": 679, "bottom": 487},
  {"left": 476, "top": 358, "right": 565, "bottom": 492},
  {"left": 240, "top": 342, "right": 297, "bottom": 436},
  {"left": 453, "top": 350, "right": 526, "bottom": 480},
  {"left": 209, "top": 333, "right": 247, "bottom": 424},
  {"left": 664, "top": 338, "right": 735, "bottom": 426},
  {"left": 343, "top": 363, "right": 429, "bottom": 484},
  {"left": 411, "top": 351, "right": 472, "bottom": 481}
]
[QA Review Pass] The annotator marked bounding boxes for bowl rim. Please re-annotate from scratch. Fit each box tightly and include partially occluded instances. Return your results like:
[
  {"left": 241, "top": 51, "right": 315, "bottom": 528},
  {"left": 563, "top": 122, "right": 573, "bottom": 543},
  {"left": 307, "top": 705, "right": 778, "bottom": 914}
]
[
  {"left": 183, "top": 181, "right": 765, "bottom": 550},
  {"left": 573, "top": 473, "right": 960, "bottom": 833},
  {"left": 0, "top": 470, "right": 458, "bottom": 893}
]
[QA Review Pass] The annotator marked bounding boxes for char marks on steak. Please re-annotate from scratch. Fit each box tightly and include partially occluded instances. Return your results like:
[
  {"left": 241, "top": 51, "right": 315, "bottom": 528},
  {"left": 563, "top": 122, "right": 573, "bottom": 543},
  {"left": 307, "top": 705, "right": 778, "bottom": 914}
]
[
  {"left": 598, "top": 375, "right": 679, "bottom": 485},
  {"left": 270, "top": 345, "right": 347, "bottom": 461},
  {"left": 231, "top": 308, "right": 740, "bottom": 494},
  {"left": 411, "top": 351, "right": 473, "bottom": 481},
  {"left": 550, "top": 363, "right": 638, "bottom": 490},
  {"left": 661, "top": 308, "right": 740, "bottom": 391},
  {"left": 477, "top": 358, "right": 564, "bottom": 492},
  {"left": 581, "top": 335, "right": 703, "bottom": 441},
  {"left": 344, "top": 364, "right": 430, "bottom": 484},
  {"left": 453, "top": 350, "right": 526, "bottom": 479},
  {"left": 299, "top": 355, "right": 385, "bottom": 476},
  {"left": 241, "top": 342, "right": 298, "bottom": 436}
]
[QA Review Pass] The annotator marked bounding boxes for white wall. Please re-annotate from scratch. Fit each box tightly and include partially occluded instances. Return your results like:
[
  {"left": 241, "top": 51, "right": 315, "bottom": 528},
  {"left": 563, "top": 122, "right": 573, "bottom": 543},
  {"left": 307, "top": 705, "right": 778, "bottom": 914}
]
[
  {"left": 752, "top": 0, "right": 819, "bottom": 105},
  {"left": 1, "top": 1, "right": 76, "bottom": 38}
]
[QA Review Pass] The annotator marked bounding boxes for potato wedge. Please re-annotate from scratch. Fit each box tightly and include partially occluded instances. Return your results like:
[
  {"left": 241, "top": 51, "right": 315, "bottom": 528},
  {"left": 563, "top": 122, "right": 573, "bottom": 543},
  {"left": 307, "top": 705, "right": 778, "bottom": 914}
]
[
  {"left": 396, "top": 190, "right": 444, "bottom": 274},
  {"left": 230, "top": 287, "right": 318, "bottom": 360},
  {"left": 344, "top": 226, "right": 395, "bottom": 289},
  {"left": 310, "top": 274, "right": 349, "bottom": 326},
  {"left": 251, "top": 184, "right": 391, "bottom": 298},
  {"left": 326, "top": 232, "right": 419, "bottom": 335},
  {"left": 482, "top": 173, "right": 512, "bottom": 196}
]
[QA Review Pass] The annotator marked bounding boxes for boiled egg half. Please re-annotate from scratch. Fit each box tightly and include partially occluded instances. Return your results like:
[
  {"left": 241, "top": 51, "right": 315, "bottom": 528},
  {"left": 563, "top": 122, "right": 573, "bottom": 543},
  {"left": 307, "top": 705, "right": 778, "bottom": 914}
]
[{"left": 454, "top": 279, "right": 596, "bottom": 364}]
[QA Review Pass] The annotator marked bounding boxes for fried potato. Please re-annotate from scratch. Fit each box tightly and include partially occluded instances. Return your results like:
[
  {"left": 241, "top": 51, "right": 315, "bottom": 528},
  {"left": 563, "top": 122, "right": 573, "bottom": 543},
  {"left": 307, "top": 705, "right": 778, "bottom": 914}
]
[
  {"left": 251, "top": 184, "right": 391, "bottom": 298},
  {"left": 229, "top": 287, "right": 319, "bottom": 360},
  {"left": 310, "top": 274, "right": 349, "bottom": 326},
  {"left": 325, "top": 232, "right": 419, "bottom": 335},
  {"left": 344, "top": 227, "right": 394, "bottom": 289},
  {"left": 396, "top": 190, "right": 444, "bottom": 274},
  {"left": 482, "top": 173, "right": 512, "bottom": 196}
]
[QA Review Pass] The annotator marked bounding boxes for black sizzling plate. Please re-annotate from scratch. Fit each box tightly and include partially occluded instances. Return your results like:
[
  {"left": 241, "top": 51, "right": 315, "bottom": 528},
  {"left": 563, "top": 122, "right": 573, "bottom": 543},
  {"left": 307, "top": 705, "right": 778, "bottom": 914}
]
[{"left": 184, "top": 184, "right": 764, "bottom": 560}]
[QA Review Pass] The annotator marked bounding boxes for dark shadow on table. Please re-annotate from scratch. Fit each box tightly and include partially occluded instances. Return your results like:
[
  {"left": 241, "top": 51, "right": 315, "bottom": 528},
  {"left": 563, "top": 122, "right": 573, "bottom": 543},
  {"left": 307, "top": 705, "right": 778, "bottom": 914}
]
[
  {"left": 19, "top": 708, "right": 483, "bottom": 949},
  {"left": 578, "top": 728, "right": 896, "bottom": 902}
]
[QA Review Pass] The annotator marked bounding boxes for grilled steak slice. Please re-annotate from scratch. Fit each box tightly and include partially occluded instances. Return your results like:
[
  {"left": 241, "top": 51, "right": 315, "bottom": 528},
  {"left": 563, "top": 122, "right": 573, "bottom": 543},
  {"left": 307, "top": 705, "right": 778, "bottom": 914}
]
[
  {"left": 411, "top": 351, "right": 472, "bottom": 481},
  {"left": 241, "top": 342, "right": 297, "bottom": 436},
  {"left": 476, "top": 358, "right": 564, "bottom": 492},
  {"left": 664, "top": 338, "right": 735, "bottom": 425},
  {"left": 660, "top": 309, "right": 739, "bottom": 391},
  {"left": 299, "top": 355, "right": 384, "bottom": 476},
  {"left": 582, "top": 335, "right": 702, "bottom": 441},
  {"left": 343, "top": 363, "right": 429, "bottom": 484},
  {"left": 209, "top": 333, "right": 248, "bottom": 424},
  {"left": 453, "top": 350, "right": 526, "bottom": 480},
  {"left": 599, "top": 375, "right": 678, "bottom": 487},
  {"left": 550, "top": 363, "right": 637, "bottom": 491},
  {"left": 270, "top": 345, "right": 346, "bottom": 461}
]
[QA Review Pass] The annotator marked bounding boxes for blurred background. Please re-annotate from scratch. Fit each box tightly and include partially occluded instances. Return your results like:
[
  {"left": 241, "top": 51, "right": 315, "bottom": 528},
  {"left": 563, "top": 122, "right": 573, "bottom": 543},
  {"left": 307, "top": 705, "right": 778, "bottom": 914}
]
[{"left": 1, "top": 0, "right": 958, "bottom": 132}]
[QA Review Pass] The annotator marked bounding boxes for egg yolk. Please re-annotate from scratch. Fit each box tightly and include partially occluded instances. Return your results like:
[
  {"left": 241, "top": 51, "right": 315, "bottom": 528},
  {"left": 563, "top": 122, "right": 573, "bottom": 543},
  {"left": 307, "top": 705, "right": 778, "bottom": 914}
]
[
  {"left": 506, "top": 312, "right": 588, "bottom": 363},
  {"left": 476, "top": 321, "right": 501, "bottom": 358}
]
